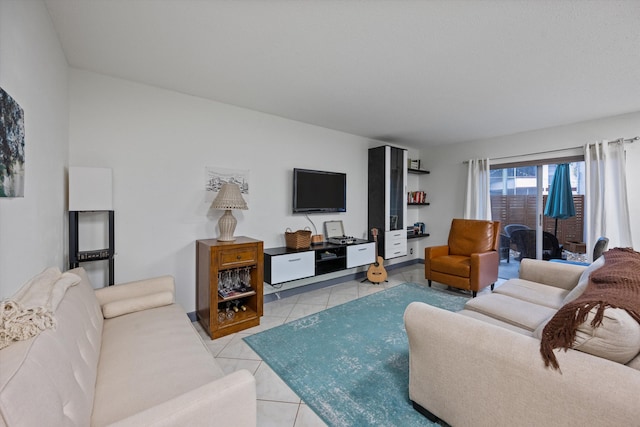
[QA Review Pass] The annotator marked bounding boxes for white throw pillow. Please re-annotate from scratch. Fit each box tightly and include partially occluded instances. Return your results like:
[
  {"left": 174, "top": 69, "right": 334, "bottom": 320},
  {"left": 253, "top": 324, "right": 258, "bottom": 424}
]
[
  {"left": 535, "top": 306, "right": 640, "bottom": 364},
  {"left": 101, "top": 291, "right": 174, "bottom": 318},
  {"left": 562, "top": 256, "right": 605, "bottom": 305},
  {"left": 572, "top": 307, "right": 640, "bottom": 364}
]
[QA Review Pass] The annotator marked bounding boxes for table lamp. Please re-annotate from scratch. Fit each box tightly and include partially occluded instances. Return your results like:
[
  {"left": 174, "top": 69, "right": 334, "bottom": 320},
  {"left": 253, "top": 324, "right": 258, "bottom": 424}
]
[{"left": 210, "top": 183, "right": 248, "bottom": 241}]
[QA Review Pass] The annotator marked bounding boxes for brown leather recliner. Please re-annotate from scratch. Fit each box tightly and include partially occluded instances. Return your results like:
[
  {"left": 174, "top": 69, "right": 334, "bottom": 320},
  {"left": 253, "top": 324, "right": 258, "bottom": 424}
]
[{"left": 424, "top": 219, "right": 501, "bottom": 297}]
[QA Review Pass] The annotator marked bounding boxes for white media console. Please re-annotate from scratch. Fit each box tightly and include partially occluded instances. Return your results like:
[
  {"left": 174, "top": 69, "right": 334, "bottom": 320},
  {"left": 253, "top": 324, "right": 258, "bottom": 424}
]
[{"left": 264, "top": 239, "right": 375, "bottom": 286}]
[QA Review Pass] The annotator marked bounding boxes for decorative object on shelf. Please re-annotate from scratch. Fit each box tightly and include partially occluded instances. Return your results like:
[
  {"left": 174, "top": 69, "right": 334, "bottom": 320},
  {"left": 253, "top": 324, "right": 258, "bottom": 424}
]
[
  {"left": 305, "top": 214, "right": 324, "bottom": 244},
  {"left": 210, "top": 182, "right": 247, "bottom": 241},
  {"left": 408, "top": 191, "right": 427, "bottom": 204},
  {"left": 284, "top": 227, "right": 312, "bottom": 249}
]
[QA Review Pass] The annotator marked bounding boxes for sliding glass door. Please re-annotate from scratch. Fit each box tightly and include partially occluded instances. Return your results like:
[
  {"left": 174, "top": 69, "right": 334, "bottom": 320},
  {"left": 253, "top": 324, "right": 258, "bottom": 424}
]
[{"left": 491, "top": 161, "right": 585, "bottom": 273}]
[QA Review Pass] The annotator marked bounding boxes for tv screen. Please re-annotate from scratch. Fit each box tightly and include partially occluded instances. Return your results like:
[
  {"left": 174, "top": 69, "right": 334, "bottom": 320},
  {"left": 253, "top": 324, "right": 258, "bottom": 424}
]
[{"left": 293, "top": 168, "right": 346, "bottom": 213}]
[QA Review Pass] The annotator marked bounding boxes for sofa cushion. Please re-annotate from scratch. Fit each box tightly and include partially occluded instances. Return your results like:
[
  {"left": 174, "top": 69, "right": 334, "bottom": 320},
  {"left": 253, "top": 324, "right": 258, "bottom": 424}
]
[
  {"left": 562, "top": 256, "right": 605, "bottom": 305},
  {"left": 92, "top": 303, "right": 225, "bottom": 426},
  {"left": 0, "top": 269, "right": 103, "bottom": 427},
  {"left": 458, "top": 309, "right": 533, "bottom": 336},
  {"left": 494, "top": 279, "right": 570, "bottom": 309},
  {"left": 430, "top": 255, "right": 470, "bottom": 277},
  {"left": 464, "top": 293, "right": 557, "bottom": 331},
  {"left": 519, "top": 259, "right": 586, "bottom": 291}
]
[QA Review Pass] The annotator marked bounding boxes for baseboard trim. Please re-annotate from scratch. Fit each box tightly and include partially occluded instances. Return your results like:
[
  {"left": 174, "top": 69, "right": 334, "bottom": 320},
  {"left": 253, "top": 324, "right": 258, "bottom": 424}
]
[{"left": 263, "top": 258, "right": 423, "bottom": 303}]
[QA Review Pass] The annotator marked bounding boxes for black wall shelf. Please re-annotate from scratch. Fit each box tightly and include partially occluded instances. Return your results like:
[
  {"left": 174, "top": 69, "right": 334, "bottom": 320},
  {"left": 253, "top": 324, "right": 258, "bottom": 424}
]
[
  {"left": 408, "top": 233, "right": 430, "bottom": 239},
  {"left": 408, "top": 168, "right": 430, "bottom": 175},
  {"left": 69, "top": 210, "right": 115, "bottom": 286}
]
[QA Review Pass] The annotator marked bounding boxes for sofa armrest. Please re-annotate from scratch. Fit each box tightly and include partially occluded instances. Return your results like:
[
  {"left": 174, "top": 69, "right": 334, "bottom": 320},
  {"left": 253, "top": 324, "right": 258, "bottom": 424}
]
[
  {"left": 404, "top": 302, "right": 640, "bottom": 427},
  {"left": 105, "top": 370, "right": 256, "bottom": 427},
  {"left": 519, "top": 258, "right": 586, "bottom": 290},
  {"left": 95, "top": 275, "right": 175, "bottom": 306}
]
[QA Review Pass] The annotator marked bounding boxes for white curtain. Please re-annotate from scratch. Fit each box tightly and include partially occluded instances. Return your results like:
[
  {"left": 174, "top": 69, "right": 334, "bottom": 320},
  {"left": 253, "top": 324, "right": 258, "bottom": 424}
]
[
  {"left": 464, "top": 158, "right": 492, "bottom": 220},
  {"left": 584, "top": 140, "right": 633, "bottom": 260}
]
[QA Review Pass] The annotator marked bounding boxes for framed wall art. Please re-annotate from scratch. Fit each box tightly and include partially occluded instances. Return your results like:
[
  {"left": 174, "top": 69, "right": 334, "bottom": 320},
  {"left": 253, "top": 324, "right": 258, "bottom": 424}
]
[{"left": 0, "top": 87, "right": 25, "bottom": 198}]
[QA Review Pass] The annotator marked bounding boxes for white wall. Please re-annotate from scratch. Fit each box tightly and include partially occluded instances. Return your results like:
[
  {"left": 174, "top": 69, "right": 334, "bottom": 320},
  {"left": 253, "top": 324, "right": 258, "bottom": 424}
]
[
  {"left": 69, "top": 70, "right": 414, "bottom": 311},
  {"left": 420, "top": 112, "right": 640, "bottom": 250},
  {"left": 0, "top": 0, "right": 69, "bottom": 298}
]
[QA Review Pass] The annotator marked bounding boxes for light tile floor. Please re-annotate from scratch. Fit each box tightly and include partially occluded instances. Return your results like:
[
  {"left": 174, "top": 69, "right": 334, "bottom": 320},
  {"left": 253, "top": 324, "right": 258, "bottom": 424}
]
[{"left": 193, "top": 264, "right": 503, "bottom": 427}]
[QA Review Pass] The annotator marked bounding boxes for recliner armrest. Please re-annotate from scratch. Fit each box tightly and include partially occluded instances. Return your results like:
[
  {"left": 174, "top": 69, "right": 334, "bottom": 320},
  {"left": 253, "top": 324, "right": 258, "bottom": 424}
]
[
  {"left": 469, "top": 251, "right": 499, "bottom": 291},
  {"left": 425, "top": 245, "right": 449, "bottom": 259},
  {"left": 425, "top": 246, "right": 450, "bottom": 280}
]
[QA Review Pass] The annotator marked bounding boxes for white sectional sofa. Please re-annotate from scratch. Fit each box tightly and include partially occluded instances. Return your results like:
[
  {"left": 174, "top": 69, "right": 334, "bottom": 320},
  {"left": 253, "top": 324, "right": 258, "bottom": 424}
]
[
  {"left": 0, "top": 267, "right": 256, "bottom": 427},
  {"left": 404, "top": 258, "right": 640, "bottom": 427}
]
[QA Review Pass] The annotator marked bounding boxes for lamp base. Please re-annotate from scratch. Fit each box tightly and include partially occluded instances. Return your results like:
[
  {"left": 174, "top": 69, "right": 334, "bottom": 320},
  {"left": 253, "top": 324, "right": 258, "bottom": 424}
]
[{"left": 217, "top": 209, "right": 237, "bottom": 241}]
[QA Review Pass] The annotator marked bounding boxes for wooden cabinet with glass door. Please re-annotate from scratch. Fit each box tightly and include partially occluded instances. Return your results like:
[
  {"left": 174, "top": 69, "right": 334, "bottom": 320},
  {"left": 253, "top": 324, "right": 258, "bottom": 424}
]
[{"left": 196, "top": 237, "right": 264, "bottom": 339}]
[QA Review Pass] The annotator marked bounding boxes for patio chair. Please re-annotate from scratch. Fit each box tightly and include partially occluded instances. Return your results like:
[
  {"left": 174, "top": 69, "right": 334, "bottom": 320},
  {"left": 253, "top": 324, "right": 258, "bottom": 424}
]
[
  {"left": 502, "top": 224, "right": 531, "bottom": 262},
  {"left": 499, "top": 234, "right": 511, "bottom": 263},
  {"left": 509, "top": 229, "right": 563, "bottom": 261},
  {"left": 504, "top": 224, "right": 531, "bottom": 238},
  {"left": 592, "top": 236, "right": 609, "bottom": 260}
]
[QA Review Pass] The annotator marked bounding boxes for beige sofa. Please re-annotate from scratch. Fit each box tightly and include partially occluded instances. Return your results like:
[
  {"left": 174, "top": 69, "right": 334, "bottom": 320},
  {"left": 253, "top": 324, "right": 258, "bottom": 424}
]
[
  {"left": 405, "top": 259, "right": 640, "bottom": 427},
  {"left": 0, "top": 267, "right": 256, "bottom": 427}
]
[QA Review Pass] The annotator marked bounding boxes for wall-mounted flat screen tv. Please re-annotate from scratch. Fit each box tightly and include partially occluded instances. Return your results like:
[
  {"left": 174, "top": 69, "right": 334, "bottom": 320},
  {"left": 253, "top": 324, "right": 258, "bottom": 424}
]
[{"left": 293, "top": 168, "right": 346, "bottom": 213}]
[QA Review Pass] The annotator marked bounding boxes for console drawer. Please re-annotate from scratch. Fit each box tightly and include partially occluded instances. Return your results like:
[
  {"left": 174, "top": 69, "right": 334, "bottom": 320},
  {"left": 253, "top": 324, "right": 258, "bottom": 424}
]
[
  {"left": 218, "top": 247, "right": 258, "bottom": 268},
  {"left": 267, "top": 251, "right": 315, "bottom": 284},
  {"left": 347, "top": 242, "right": 376, "bottom": 268},
  {"left": 384, "top": 231, "right": 407, "bottom": 259}
]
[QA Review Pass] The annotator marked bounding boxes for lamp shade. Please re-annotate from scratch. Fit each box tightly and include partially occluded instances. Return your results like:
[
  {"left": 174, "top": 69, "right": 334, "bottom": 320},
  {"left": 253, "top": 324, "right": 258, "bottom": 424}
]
[
  {"left": 210, "top": 183, "right": 247, "bottom": 210},
  {"left": 69, "top": 167, "right": 113, "bottom": 211}
]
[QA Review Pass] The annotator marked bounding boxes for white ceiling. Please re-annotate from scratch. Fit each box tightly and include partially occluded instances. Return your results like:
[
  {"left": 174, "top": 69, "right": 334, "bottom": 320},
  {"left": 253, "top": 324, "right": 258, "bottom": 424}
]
[{"left": 44, "top": 0, "right": 640, "bottom": 148}]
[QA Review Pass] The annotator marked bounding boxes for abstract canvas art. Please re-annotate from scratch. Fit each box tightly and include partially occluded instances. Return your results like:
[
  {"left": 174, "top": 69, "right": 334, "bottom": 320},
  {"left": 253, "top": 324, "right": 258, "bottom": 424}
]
[{"left": 0, "top": 87, "right": 25, "bottom": 197}]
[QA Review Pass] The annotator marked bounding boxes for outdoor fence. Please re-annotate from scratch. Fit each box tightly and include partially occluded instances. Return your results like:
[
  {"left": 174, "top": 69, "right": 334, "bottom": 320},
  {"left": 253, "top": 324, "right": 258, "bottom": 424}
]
[{"left": 491, "top": 195, "right": 584, "bottom": 248}]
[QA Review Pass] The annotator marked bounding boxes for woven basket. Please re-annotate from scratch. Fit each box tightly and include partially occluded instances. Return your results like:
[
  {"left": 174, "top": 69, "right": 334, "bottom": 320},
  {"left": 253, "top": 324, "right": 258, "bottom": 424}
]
[{"left": 285, "top": 227, "right": 312, "bottom": 249}]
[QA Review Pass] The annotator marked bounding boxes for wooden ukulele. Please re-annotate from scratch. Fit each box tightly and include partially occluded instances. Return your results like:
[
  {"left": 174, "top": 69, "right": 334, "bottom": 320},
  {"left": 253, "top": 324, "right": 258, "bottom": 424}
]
[{"left": 367, "top": 228, "right": 388, "bottom": 283}]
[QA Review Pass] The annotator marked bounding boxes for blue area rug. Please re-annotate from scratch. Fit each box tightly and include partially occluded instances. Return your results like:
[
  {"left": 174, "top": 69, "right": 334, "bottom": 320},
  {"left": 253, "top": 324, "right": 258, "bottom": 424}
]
[{"left": 243, "top": 283, "right": 468, "bottom": 426}]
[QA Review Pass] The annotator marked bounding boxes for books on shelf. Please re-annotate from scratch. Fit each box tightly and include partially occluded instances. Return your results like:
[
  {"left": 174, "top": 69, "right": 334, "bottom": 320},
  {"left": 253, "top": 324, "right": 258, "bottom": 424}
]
[
  {"left": 408, "top": 158, "right": 421, "bottom": 169},
  {"left": 408, "top": 191, "right": 427, "bottom": 204}
]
